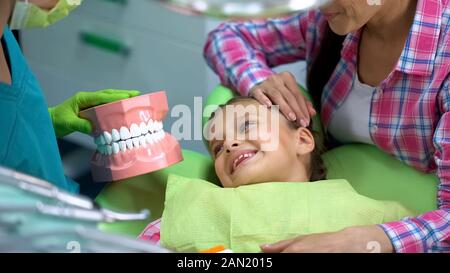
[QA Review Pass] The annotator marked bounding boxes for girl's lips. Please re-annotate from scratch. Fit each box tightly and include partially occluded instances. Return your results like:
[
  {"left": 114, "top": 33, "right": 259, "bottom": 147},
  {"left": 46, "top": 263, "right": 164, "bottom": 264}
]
[{"left": 231, "top": 151, "right": 258, "bottom": 175}]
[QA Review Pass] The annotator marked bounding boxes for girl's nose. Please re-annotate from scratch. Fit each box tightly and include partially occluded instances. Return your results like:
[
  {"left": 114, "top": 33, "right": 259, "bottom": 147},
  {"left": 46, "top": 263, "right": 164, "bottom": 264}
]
[{"left": 225, "top": 141, "right": 239, "bottom": 153}]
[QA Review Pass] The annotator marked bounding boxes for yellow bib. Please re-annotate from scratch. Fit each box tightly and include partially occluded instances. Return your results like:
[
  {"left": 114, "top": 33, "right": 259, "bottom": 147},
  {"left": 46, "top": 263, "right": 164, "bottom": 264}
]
[{"left": 161, "top": 175, "right": 414, "bottom": 252}]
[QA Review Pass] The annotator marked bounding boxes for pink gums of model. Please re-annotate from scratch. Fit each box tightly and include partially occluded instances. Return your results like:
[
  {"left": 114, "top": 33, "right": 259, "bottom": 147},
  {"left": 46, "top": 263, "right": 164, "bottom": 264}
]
[{"left": 79, "top": 91, "right": 183, "bottom": 182}]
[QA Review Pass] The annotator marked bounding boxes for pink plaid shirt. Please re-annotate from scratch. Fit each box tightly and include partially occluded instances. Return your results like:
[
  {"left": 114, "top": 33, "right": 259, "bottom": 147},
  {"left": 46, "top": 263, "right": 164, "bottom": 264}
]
[
  {"left": 203, "top": 0, "right": 450, "bottom": 252},
  {"left": 139, "top": 218, "right": 161, "bottom": 245}
]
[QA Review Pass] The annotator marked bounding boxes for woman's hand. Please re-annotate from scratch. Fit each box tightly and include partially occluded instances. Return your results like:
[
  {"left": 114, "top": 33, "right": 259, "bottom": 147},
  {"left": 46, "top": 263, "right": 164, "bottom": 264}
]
[
  {"left": 261, "top": 225, "right": 394, "bottom": 253},
  {"left": 48, "top": 89, "right": 140, "bottom": 138},
  {"left": 249, "top": 71, "right": 317, "bottom": 127}
]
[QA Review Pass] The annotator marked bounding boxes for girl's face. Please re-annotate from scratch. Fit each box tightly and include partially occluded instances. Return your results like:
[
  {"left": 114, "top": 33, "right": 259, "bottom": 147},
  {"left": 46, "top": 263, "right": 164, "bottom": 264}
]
[
  {"left": 207, "top": 99, "right": 315, "bottom": 188},
  {"left": 320, "top": 0, "right": 384, "bottom": 35}
]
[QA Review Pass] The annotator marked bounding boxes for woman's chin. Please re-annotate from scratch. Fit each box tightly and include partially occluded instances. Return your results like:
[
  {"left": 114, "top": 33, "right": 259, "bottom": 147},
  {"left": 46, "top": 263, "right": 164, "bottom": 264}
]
[{"left": 328, "top": 21, "right": 354, "bottom": 36}]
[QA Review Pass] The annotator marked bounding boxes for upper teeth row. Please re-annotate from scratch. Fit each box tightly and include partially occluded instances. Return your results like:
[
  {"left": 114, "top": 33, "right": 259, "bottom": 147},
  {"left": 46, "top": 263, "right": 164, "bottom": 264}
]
[
  {"left": 234, "top": 153, "right": 253, "bottom": 166},
  {"left": 94, "top": 120, "right": 163, "bottom": 145},
  {"left": 96, "top": 131, "right": 165, "bottom": 155}
]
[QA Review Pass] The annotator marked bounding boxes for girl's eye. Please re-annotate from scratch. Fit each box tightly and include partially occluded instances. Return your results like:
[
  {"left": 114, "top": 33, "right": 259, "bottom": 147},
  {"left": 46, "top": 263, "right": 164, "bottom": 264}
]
[
  {"left": 214, "top": 144, "right": 223, "bottom": 156},
  {"left": 240, "top": 120, "right": 254, "bottom": 132}
]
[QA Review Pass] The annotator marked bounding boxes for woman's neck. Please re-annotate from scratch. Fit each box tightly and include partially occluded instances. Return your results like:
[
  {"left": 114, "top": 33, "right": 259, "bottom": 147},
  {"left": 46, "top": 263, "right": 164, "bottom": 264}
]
[{"left": 365, "top": 0, "right": 417, "bottom": 42}]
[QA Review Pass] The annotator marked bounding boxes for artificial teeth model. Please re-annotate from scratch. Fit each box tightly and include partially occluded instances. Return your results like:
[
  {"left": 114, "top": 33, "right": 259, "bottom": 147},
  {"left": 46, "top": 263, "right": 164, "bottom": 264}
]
[{"left": 79, "top": 91, "right": 183, "bottom": 182}]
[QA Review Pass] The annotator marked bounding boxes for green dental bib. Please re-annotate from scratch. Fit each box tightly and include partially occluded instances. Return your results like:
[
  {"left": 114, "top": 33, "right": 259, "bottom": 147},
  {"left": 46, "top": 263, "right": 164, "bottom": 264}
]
[{"left": 160, "top": 175, "right": 414, "bottom": 253}]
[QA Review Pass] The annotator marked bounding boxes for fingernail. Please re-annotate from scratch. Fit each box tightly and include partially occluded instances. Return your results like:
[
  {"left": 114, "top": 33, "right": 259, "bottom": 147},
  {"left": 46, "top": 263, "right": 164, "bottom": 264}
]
[
  {"left": 300, "top": 119, "right": 307, "bottom": 128},
  {"left": 265, "top": 100, "right": 272, "bottom": 107},
  {"left": 289, "top": 113, "right": 297, "bottom": 121},
  {"left": 260, "top": 244, "right": 270, "bottom": 249}
]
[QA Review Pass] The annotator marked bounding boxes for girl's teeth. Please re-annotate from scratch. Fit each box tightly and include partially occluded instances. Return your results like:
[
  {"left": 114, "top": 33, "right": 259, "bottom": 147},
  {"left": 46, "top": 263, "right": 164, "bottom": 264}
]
[{"left": 234, "top": 153, "right": 256, "bottom": 168}]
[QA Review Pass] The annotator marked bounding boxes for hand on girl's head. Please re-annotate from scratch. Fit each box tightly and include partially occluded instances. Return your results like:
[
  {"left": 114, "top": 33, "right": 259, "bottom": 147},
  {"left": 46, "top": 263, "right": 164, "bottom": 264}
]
[{"left": 249, "top": 72, "right": 317, "bottom": 128}]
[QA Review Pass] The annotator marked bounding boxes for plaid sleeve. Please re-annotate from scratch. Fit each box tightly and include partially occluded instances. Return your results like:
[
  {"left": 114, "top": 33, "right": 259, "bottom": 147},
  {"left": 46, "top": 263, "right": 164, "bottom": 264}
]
[
  {"left": 138, "top": 218, "right": 161, "bottom": 245},
  {"left": 380, "top": 79, "right": 450, "bottom": 253},
  {"left": 203, "top": 11, "right": 316, "bottom": 96}
]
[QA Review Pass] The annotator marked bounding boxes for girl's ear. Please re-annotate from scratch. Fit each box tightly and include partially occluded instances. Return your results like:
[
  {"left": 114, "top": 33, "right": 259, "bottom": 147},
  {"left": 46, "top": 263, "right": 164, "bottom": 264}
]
[{"left": 295, "top": 127, "right": 315, "bottom": 156}]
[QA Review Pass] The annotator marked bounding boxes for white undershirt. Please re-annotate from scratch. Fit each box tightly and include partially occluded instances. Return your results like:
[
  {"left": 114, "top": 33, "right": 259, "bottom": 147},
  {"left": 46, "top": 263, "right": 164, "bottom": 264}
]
[{"left": 328, "top": 74, "right": 377, "bottom": 145}]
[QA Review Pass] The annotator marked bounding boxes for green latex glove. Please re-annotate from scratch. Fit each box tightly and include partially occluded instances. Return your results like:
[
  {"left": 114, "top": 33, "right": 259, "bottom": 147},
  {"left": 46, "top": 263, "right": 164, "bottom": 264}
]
[{"left": 48, "top": 89, "right": 140, "bottom": 138}]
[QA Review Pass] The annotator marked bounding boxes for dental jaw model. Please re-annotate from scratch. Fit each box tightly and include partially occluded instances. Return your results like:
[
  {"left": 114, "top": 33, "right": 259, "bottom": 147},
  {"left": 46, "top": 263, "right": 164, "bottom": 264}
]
[{"left": 79, "top": 91, "right": 183, "bottom": 182}]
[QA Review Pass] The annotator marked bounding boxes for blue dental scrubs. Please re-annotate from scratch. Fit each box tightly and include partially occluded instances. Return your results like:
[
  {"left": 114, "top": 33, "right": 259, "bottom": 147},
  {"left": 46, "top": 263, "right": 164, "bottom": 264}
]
[{"left": 0, "top": 27, "right": 79, "bottom": 193}]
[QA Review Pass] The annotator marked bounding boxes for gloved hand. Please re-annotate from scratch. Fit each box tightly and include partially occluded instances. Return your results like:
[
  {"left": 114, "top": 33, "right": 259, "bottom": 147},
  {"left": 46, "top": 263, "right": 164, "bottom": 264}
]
[{"left": 48, "top": 89, "right": 140, "bottom": 138}]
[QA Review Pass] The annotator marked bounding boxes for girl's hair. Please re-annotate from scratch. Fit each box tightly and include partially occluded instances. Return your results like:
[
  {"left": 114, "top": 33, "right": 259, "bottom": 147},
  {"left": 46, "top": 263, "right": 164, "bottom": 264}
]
[
  {"left": 209, "top": 96, "right": 327, "bottom": 181},
  {"left": 307, "top": 25, "right": 346, "bottom": 110}
]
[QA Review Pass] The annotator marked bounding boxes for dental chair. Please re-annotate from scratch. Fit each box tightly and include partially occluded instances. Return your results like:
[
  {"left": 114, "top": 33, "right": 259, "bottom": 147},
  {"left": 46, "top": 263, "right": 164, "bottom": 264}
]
[{"left": 96, "top": 85, "right": 439, "bottom": 237}]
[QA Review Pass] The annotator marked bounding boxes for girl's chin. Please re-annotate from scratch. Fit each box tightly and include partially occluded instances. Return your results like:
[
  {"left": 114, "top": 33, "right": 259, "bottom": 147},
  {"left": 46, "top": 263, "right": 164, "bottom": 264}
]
[{"left": 231, "top": 174, "right": 270, "bottom": 187}]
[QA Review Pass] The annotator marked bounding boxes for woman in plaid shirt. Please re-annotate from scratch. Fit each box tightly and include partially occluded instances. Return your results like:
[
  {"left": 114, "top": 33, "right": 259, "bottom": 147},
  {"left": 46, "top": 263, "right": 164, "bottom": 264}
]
[{"left": 203, "top": 0, "right": 450, "bottom": 252}]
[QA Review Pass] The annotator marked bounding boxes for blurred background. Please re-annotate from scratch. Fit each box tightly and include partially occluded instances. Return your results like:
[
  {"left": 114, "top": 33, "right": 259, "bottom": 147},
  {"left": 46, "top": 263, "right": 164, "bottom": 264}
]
[{"left": 19, "top": 0, "right": 307, "bottom": 197}]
